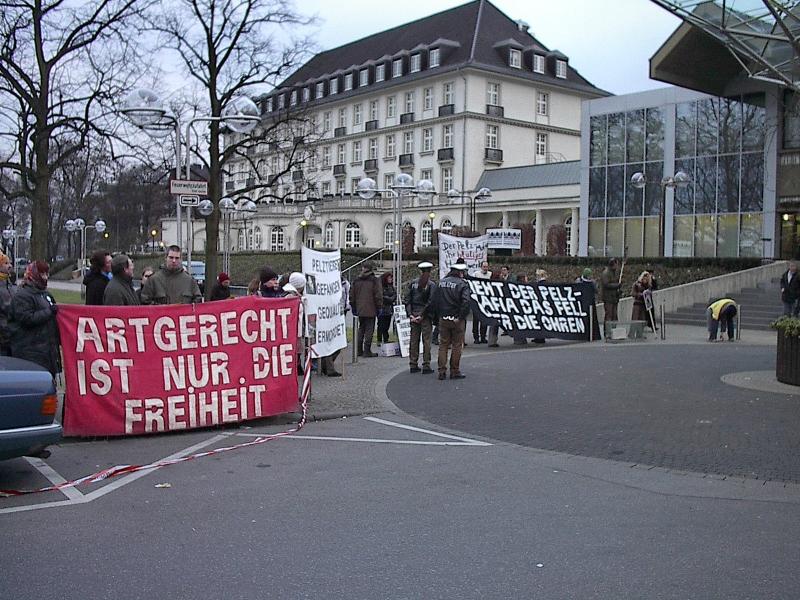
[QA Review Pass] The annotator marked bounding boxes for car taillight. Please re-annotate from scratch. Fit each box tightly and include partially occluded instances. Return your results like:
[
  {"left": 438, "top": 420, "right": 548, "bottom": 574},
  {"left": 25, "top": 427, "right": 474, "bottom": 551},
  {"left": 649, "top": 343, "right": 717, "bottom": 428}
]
[{"left": 41, "top": 394, "right": 58, "bottom": 417}]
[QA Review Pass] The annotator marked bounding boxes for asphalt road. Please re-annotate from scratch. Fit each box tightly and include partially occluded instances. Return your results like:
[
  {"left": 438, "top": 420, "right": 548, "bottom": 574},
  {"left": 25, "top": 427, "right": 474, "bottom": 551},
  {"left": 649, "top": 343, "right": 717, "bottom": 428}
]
[{"left": 389, "top": 342, "right": 800, "bottom": 482}]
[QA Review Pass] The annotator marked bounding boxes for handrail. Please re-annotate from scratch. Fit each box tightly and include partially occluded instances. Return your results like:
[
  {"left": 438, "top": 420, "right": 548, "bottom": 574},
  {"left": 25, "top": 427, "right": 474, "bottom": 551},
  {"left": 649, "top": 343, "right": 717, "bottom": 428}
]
[{"left": 342, "top": 248, "right": 385, "bottom": 276}]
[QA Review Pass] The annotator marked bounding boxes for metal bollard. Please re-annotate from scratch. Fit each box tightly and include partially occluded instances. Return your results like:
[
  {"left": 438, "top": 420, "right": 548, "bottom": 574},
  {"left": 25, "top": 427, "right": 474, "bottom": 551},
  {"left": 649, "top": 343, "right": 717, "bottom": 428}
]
[
  {"left": 660, "top": 305, "right": 665, "bottom": 340},
  {"left": 352, "top": 313, "right": 358, "bottom": 364},
  {"left": 736, "top": 304, "right": 742, "bottom": 341}
]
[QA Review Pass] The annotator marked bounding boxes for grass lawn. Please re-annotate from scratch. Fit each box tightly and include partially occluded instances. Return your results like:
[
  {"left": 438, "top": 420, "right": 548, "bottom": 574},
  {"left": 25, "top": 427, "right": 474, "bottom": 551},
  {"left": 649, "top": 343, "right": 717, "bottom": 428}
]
[{"left": 49, "top": 288, "right": 83, "bottom": 305}]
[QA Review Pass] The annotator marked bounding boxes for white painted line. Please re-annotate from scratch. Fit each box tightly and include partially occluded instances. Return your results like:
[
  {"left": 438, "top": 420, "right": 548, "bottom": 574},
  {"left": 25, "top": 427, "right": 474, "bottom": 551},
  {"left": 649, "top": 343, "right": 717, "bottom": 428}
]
[
  {"left": 363, "top": 416, "right": 492, "bottom": 446},
  {"left": 24, "top": 457, "right": 84, "bottom": 501},
  {"left": 232, "top": 433, "right": 482, "bottom": 446}
]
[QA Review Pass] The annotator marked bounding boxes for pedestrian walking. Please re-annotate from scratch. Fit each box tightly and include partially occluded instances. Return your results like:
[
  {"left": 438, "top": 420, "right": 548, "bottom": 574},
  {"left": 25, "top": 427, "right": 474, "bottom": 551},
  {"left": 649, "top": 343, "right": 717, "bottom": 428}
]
[
  {"left": 349, "top": 262, "right": 382, "bottom": 357},
  {"left": 0, "top": 251, "right": 16, "bottom": 356},
  {"left": 210, "top": 272, "right": 232, "bottom": 301},
  {"left": 600, "top": 258, "right": 622, "bottom": 323},
  {"left": 376, "top": 272, "right": 396, "bottom": 345},
  {"left": 103, "top": 254, "right": 140, "bottom": 306},
  {"left": 471, "top": 260, "right": 491, "bottom": 344},
  {"left": 83, "top": 250, "right": 111, "bottom": 305},
  {"left": 140, "top": 246, "right": 202, "bottom": 304},
  {"left": 405, "top": 261, "right": 437, "bottom": 374},
  {"left": 7, "top": 261, "right": 61, "bottom": 376},
  {"left": 707, "top": 298, "right": 737, "bottom": 342},
  {"left": 780, "top": 261, "right": 800, "bottom": 317},
  {"left": 431, "top": 262, "right": 470, "bottom": 380}
]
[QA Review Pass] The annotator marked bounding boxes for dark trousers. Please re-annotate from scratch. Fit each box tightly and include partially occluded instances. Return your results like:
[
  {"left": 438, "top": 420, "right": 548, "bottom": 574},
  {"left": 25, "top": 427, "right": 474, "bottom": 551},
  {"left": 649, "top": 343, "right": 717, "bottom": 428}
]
[
  {"left": 438, "top": 318, "right": 466, "bottom": 375},
  {"left": 471, "top": 310, "right": 487, "bottom": 342},
  {"left": 603, "top": 302, "right": 619, "bottom": 323},
  {"left": 357, "top": 316, "right": 376, "bottom": 354},
  {"left": 321, "top": 350, "right": 340, "bottom": 374},
  {"left": 409, "top": 317, "right": 433, "bottom": 368},
  {"left": 376, "top": 314, "right": 392, "bottom": 343}
]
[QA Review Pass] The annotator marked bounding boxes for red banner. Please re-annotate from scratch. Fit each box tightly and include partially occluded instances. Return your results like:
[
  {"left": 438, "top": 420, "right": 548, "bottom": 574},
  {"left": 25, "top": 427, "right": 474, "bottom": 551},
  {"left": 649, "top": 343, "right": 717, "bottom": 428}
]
[{"left": 57, "top": 296, "right": 300, "bottom": 437}]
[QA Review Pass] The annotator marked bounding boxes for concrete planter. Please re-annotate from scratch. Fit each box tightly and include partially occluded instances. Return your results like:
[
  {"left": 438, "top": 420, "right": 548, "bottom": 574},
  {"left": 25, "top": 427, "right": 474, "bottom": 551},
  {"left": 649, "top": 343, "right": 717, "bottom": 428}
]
[{"left": 776, "top": 329, "right": 800, "bottom": 386}]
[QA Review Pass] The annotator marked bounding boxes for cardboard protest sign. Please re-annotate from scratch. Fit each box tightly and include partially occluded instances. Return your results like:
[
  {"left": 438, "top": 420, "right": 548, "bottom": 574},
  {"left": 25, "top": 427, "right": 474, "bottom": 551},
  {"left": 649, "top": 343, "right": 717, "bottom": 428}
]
[
  {"left": 302, "top": 247, "right": 347, "bottom": 357},
  {"left": 438, "top": 233, "right": 489, "bottom": 278},
  {"left": 57, "top": 296, "right": 300, "bottom": 436},
  {"left": 393, "top": 304, "right": 412, "bottom": 358},
  {"left": 468, "top": 278, "right": 600, "bottom": 341}
]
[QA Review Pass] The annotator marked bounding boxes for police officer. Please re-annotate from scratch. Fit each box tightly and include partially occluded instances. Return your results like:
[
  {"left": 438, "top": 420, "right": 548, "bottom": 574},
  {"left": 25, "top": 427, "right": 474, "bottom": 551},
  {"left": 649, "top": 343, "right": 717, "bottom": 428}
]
[
  {"left": 431, "top": 262, "right": 470, "bottom": 380},
  {"left": 405, "top": 261, "right": 437, "bottom": 374}
]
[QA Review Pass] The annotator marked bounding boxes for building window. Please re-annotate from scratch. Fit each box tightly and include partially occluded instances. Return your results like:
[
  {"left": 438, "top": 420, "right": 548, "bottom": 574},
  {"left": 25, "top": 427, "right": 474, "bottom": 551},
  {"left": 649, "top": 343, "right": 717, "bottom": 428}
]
[
  {"left": 308, "top": 150, "right": 317, "bottom": 170},
  {"left": 421, "top": 220, "right": 433, "bottom": 247},
  {"left": 253, "top": 226, "right": 262, "bottom": 249},
  {"left": 237, "top": 228, "right": 246, "bottom": 250},
  {"left": 353, "top": 103, "right": 362, "bottom": 125},
  {"left": 386, "top": 134, "right": 396, "bottom": 157},
  {"left": 325, "top": 222, "right": 335, "bottom": 247},
  {"left": 509, "top": 48, "right": 522, "bottom": 69},
  {"left": 387, "top": 96, "right": 396, "bottom": 118},
  {"left": 392, "top": 58, "right": 403, "bottom": 78},
  {"left": 329, "top": 77, "right": 338, "bottom": 95},
  {"left": 338, "top": 108, "right": 346, "bottom": 128},
  {"left": 405, "top": 91, "right": 414, "bottom": 114},
  {"left": 352, "top": 140, "right": 362, "bottom": 162},
  {"left": 537, "top": 92, "right": 549, "bottom": 116},
  {"left": 323, "top": 111, "right": 331, "bottom": 132},
  {"left": 410, "top": 54, "right": 421, "bottom": 73},
  {"left": 443, "top": 82, "right": 454, "bottom": 105},
  {"left": 302, "top": 88, "right": 310, "bottom": 102},
  {"left": 359, "top": 69, "right": 369, "bottom": 87},
  {"left": 564, "top": 215, "right": 573, "bottom": 255},
  {"left": 487, "top": 82, "right": 500, "bottom": 106},
  {"left": 385, "top": 173, "right": 395, "bottom": 188},
  {"left": 350, "top": 177, "right": 359, "bottom": 193},
  {"left": 277, "top": 94, "right": 285, "bottom": 109},
  {"left": 422, "top": 128, "right": 433, "bottom": 152},
  {"left": 383, "top": 223, "right": 394, "bottom": 249},
  {"left": 429, "top": 48, "right": 440, "bottom": 68},
  {"left": 421, "top": 168, "right": 433, "bottom": 182},
  {"left": 266, "top": 97, "right": 273, "bottom": 112},
  {"left": 533, "top": 54, "right": 545, "bottom": 73},
  {"left": 441, "top": 167, "right": 453, "bottom": 193},
  {"left": 442, "top": 124, "right": 453, "bottom": 147},
  {"left": 336, "top": 179, "right": 345, "bottom": 195},
  {"left": 423, "top": 87, "right": 433, "bottom": 110},
  {"left": 376, "top": 64, "right": 385, "bottom": 82},
  {"left": 316, "top": 82, "right": 324, "bottom": 99},
  {"left": 369, "top": 100, "right": 379, "bottom": 121},
  {"left": 369, "top": 138, "right": 378, "bottom": 159},
  {"left": 556, "top": 59, "right": 567, "bottom": 78},
  {"left": 344, "top": 73, "right": 353, "bottom": 91},
  {"left": 486, "top": 125, "right": 499, "bottom": 149},
  {"left": 322, "top": 181, "right": 331, "bottom": 195},
  {"left": 270, "top": 226, "right": 284, "bottom": 251},
  {"left": 536, "top": 132, "right": 548, "bottom": 160},
  {"left": 345, "top": 222, "right": 361, "bottom": 248},
  {"left": 322, "top": 146, "right": 331, "bottom": 168},
  {"left": 337, "top": 143, "right": 346, "bottom": 164},
  {"left": 403, "top": 131, "right": 414, "bottom": 154},
  {"left": 441, "top": 218, "right": 452, "bottom": 233}
]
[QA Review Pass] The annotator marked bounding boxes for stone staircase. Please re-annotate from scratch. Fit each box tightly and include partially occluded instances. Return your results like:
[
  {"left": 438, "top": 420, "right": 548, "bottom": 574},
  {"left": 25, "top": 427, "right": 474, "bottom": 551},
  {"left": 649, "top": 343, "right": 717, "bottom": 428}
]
[{"left": 664, "top": 278, "right": 783, "bottom": 331}]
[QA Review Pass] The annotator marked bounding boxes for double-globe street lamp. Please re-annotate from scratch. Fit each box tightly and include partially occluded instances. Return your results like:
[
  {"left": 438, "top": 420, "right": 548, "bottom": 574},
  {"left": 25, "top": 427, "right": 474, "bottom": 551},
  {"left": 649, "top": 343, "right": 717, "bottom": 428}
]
[
  {"left": 65, "top": 218, "right": 106, "bottom": 299},
  {"left": 629, "top": 170, "right": 691, "bottom": 256},
  {"left": 448, "top": 187, "right": 492, "bottom": 232},
  {"left": 356, "top": 174, "right": 436, "bottom": 302}
]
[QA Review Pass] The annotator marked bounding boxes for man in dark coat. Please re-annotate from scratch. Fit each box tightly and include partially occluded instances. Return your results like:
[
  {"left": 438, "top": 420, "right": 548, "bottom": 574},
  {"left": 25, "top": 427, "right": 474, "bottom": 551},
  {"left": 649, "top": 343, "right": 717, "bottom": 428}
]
[
  {"left": 781, "top": 261, "right": 800, "bottom": 317},
  {"left": 405, "top": 261, "right": 437, "bottom": 374},
  {"left": 430, "top": 262, "right": 471, "bottom": 380},
  {"left": 8, "top": 261, "right": 60, "bottom": 376},
  {"left": 83, "top": 249, "right": 111, "bottom": 305},
  {"left": 600, "top": 258, "right": 622, "bottom": 323},
  {"left": 0, "top": 251, "right": 15, "bottom": 355},
  {"left": 349, "top": 262, "right": 382, "bottom": 357},
  {"left": 103, "top": 254, "right": 140, "bottom": 306}
]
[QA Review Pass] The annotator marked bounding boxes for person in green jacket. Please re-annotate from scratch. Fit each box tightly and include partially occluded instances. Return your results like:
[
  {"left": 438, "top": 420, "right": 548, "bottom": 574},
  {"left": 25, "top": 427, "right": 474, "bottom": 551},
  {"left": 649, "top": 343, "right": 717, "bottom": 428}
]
[
  {"left": 140, "top": 245, "right": 201, "bottom": 305},
  {"left": 103, "top": 254, "right": 140, "bottom": 306}
]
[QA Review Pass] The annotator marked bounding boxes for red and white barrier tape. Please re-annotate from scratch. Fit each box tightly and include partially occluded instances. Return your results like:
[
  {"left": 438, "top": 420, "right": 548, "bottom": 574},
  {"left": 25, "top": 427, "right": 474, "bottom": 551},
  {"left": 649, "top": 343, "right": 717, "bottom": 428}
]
[{"left": 0, "top": 352, "right": 315, "bottom": 498}]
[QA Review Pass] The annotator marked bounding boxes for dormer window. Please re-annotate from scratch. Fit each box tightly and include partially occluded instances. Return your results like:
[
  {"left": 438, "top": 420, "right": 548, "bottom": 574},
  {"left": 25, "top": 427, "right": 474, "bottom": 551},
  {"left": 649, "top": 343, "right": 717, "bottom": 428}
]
[
  {"left": 329, "top": 77, "right": 338, "bottom": 94},
  {"left": 266, "top": 97, "right": 274, "bottom": 112},
  {"left": 302, "top": 87, "right": 310, "bottom": 102},
  {"left": 509, "top": 48, "right": 522, "bottom": 69},
  {"left": 359, "top": 68, "right": 369, "bottom": 87},
  {"left": 316, "top": 82, "right": 324, "bottom": 99},
  {"left": 533, "top": 54, "right": 545, "bottom": 74},
  {"left": 410, "top": 54, "right": 421, "bottom": 73},
  {"left": 429, "top": 48, "right": 440, "bottom": 68},
  {"left": 344, "top": 73, "right": 353, "bottom": 91},
  {"left": 376, "top": 64, "right": 385, "bottom": 82},
  {"left": 556, "top": 59, "right": 567, "bottom": 78},
  {"left": 290, "top": 90, "right": 297, "bottom": 106},
  {"left": 277, "top": 94, "right": 285, "bottom": 109},
  {"left": 392, "top": 58, "right": 403, "bottom": 78}
]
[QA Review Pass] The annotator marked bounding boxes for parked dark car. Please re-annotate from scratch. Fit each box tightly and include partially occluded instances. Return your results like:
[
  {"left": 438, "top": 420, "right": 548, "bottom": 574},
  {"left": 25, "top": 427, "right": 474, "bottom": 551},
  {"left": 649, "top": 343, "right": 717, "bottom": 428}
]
[{"left": 0, "top": 356, "right": 62, "bottom": 460}]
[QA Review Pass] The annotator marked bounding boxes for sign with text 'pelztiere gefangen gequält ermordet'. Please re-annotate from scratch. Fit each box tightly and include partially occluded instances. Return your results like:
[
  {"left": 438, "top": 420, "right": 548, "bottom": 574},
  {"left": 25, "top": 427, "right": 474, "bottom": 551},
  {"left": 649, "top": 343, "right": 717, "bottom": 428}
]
[{"left": 468, "top": 278, "right": 599, "bottom": 341}]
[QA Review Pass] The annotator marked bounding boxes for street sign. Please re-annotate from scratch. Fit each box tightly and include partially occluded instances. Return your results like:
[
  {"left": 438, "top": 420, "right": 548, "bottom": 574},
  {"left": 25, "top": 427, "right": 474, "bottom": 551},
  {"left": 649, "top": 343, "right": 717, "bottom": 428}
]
[
  {"left": 179, "top": 194, "right": 200, "bottom": 207},
  {"left": 170, "top": 179, "right": 208, "bottom": 196}
]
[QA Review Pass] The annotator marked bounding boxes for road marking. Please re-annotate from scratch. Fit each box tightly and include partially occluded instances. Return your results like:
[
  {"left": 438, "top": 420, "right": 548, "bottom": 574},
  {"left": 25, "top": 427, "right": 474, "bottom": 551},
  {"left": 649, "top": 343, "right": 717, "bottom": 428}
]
[
  {"left": 233, "top": 433, "right": 482, "bottom": 446},
  {"left": 364, "top": 416, "right": 492, "bottom": 445},
  {"left": 24, "top": 457, "right": 84, "bottom": 501}
]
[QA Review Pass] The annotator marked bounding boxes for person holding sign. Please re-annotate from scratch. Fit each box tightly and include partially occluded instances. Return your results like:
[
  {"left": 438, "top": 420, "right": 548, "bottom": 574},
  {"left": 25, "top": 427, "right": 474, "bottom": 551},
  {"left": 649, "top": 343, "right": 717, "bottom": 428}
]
[
  {"left": 431, "top": 262, "right": 470, "bottom": 380},
  {"left": 405, "top": 261, "right": 437, "bottom": 374},
  {"left": 600, "top": 258, "right": 622, "bottom": 323},
  {"left": 631, "top": 271, "right": 652, "bottom": 323}
]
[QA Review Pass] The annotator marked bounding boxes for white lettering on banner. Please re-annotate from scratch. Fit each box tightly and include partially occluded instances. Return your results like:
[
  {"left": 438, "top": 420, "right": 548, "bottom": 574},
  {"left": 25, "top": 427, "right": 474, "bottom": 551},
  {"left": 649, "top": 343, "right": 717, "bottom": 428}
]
[
  {"left": 252, "top": 344, "right": 294, "bottom": 379},
  {"left": 106, "top": 318, "right": 128, "bottom": 353},
  {"left": 154, "top": 317, "right": 177, "bottom": 351},
  {"left": 129, "top": 317, "right": 150, "bottom": 352},
  {"left": 162, "top": 351, "right": 231, "bottom": 391}
]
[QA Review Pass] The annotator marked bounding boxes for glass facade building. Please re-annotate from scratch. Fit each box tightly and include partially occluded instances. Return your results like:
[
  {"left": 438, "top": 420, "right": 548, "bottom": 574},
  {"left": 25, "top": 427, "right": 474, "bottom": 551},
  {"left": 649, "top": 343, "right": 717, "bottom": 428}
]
[{"left": 581, "top": 87, "right": 770, "bottom": 258}]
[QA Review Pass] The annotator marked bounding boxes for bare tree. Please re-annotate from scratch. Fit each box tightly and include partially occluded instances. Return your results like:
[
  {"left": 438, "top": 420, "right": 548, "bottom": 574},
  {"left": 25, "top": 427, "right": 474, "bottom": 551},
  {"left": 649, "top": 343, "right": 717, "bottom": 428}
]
[
  {"left": 151, "top": 0, "right": 313, "bottom": 294},
  {"left": 0, "top": 0, "right": 148, "bottom": 260}
]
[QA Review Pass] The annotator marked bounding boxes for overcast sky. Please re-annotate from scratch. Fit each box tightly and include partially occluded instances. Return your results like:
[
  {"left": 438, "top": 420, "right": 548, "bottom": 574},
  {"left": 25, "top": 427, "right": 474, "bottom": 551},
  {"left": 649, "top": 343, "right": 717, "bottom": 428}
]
[{"left": 298, "top": 0, "right": 683, "bottom": 95}]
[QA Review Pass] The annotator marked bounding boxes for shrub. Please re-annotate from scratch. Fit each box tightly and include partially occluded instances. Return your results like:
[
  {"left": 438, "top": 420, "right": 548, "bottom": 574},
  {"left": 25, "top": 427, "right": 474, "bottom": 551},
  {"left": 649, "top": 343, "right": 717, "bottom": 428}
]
[{"left": 771, "top": 316, "right": 800, "bottom": 337}]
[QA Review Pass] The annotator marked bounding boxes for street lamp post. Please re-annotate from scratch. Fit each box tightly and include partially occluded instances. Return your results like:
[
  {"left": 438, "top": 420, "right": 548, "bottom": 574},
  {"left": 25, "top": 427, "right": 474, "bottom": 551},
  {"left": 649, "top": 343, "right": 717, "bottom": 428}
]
[
  {"left": 218, "top": 198, "right": 236, "bottom": 274},
  {"left": 64, "top": 218, "right": 106, "bottom": 299},
  {"left": 448, "top": 187, "right": 493, "bottom": 232},
  {"left": 300, "top": 218, "right": 308, "bottom": 247},
  {"left": 357, "top": 175, "right": 436, "bottom": 302},
  {"left": 630, "top": 170, "right": 691, "bottom": 256},
  {"left": 150, "top": 228, "right": 158, "bottom": 253}
]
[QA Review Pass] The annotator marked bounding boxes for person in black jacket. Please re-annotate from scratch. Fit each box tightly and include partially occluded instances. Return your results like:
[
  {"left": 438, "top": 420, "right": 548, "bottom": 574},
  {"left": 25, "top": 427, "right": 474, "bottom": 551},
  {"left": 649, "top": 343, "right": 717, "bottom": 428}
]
[
  {"left": 376, "top": 271, "right": 396, "bottom": 345},
  {"left": 430, "top": 262, "right": 471, "bottom": 380},
  {"left": 781, "top": 261, "right": 800, "bottom": 317},
  {"left": 103, "top": 254, "right": 140, "bottom": 306},
  {"left": 405, "top": 261, "right": 436, "bottom": 374},
  {"left": 210, "top": 272, "right": 232, "bottom": 301},
  {"left": 8, "top": 260, "right": 60, "bottom": 376},
  {"left": 83, "top": 249, "right": 111, "bottom": 305}
]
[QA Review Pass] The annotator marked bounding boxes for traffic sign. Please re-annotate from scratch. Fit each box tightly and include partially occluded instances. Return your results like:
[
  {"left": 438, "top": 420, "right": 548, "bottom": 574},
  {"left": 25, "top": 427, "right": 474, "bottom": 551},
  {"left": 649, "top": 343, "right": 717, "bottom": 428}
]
[
  {"left": 179, "top": 195, "right": 200, "bottom": 207},
  {"left": 170, "top": 179, "right": 208, "bottom": 196}
]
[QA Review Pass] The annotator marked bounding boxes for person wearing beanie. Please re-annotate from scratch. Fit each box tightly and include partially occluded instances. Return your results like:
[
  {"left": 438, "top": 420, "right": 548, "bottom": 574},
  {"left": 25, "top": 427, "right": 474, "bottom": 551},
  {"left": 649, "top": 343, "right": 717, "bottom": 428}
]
[
  {"left": 258, "top": 266, "right": 282, "bottom": 298},
  {"left": 8, "top": 260, "right": 61, "bottom": 375},
  {"left": 349, "top": 261, "right": 382, "bottom": 357},
  {"left": 288, "top": 272, "right": 306, "bottom": 293},
  {"left": 210, "top": 272, "right": 232, "bottom": 301},
  {"left": 103, "top": 254, "right": 140, "bottom": 306},
  {"left": 0, "top": 250, "right": 16, "bottom": 355}
]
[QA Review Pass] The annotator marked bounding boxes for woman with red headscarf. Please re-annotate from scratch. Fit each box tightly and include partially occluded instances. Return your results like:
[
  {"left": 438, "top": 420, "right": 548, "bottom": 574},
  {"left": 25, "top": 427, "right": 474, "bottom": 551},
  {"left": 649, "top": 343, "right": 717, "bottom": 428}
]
[{"left": 7, "top": 260, "right": 61, "bottom": 375}]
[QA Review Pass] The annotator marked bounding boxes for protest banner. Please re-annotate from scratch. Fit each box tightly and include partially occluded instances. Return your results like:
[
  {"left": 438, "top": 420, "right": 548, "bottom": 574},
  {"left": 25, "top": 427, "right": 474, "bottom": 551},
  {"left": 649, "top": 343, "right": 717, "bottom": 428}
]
[
  {"left": 468, "top": 278, "right": 601, "bottom": 340},
  {"left": 486, "top": 228, "right": 522, "bottom": 250},
  {"left": 438, "top": 233, "right": 489, "bottom": 278},
  {"left": 56, "top": 296, "right": 300, "bottom": 437},
  {"left": 393, "top": 304, "right": 412, "bottom": 358},
  {"left": 302, "top": 246, "right": 348, "bottom": 357}
]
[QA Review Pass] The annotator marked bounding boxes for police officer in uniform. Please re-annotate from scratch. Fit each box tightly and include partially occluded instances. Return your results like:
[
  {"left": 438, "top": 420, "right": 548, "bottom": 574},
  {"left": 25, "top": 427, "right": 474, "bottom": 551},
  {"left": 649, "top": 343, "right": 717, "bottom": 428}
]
[
  {"left": 405, "top": 261, "right": 437, "bottom": 374},
  {"left": 431, "top": 262, "right": 471, "bottom": 380}
]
